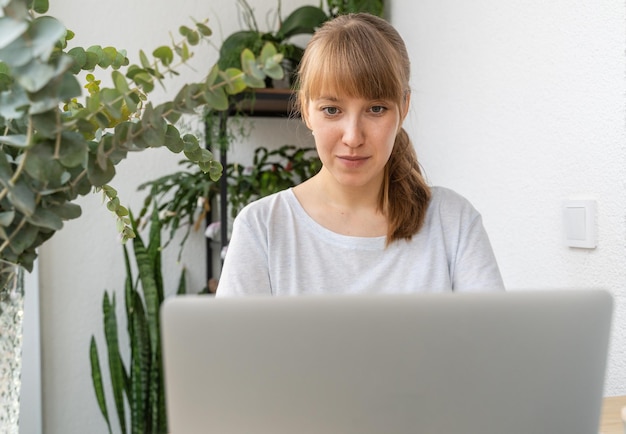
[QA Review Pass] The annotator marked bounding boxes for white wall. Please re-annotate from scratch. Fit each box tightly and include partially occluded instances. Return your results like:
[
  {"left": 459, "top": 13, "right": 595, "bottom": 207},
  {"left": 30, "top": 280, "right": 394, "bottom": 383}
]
[
  {"left": 34, "top": 0, "right": 626, "bottom": 432},
  {"left": 390, "top": 0, "right": 626, "bottom": 394}
]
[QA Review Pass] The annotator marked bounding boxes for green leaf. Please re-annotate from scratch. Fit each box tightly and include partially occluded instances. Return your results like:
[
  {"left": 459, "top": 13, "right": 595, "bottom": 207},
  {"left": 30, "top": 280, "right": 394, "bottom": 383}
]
[
  {"left": 100, "top": 88, "right": 124, "bottom": 119},
  {"left": 217, "top": 31, "right": 260, "bottom": 70},
  {"left": 153, "top": 46, "right": 173, "bottom": 67},
  {"left": 195, "top": 22, "right": 212, "bottom": 37},
  {"left": 86, "top": 45, "right": 105, "bottom": 65},
  {"left": 277, "top": 5, "right": 328, "bottom": 39},
  {"left": 30, "top": 16, "right": 66, "bottom": 60},
  {"left": 0, "top": 27, "right": 31, "bottom": 67},
  {"left": 0, "top": 135, "right": 28, "bottom": 147},
  {"left": 164, "top": 124, "right": 183, "bottom": 153},
  {"left": 112, "top": 70, "right": 129, "bottom": 94},
  {"left": 27, "top": 206, "right": 63, "bottom": 230},
  {"left": 6, "top": 221, "right": 38, "bottom": 256},
  {"left": 30, "top": 0, "right": 49, "bottom": 13},
  {"left": 83, "top": 51, "right": 99, "bottom": 70},
  {"left": 89, "top": 336, "right": 112, "bottom": 434},
  {"left": 0, "top": 84, "right": 29, "bottom": 118},
  {"left": 219, "top": 68, "right": 247, "bottom": 95},
  {"left": 200, "top": 86, "right": 227, "bottom": 112},
  {"left": 48, "top": 202, "right": 81, "bottom": 220},
  {"left": 241, "top": 48, "right": 264, "bottom": 80},
  {"left": 139, "top": 50, "right": 151, "bottom": 69},
  {"left": 0, "top": 210, "right": 15, "bottom": 227},
  {"left": 0, "top": 17, "right": 28, "bottom": 50},
  {"left": 87, "top": 153, "right": 116, "bottom": 187},
  {"left": 23, "top": 141, "right": 65, "bottom": 185},
  {"left": 67, "top": 46, "right": 86, "bottom": 73},
  {"left": 131, "top": 71, "right": 154, "bottom": 93},
  {"left": 7, "top": 179, "right": 36, "bottom": 217},
  {"left": 102, "top": 292, "right": 128, "bottom": 434},
  {"left": 58, "top": 131, "right": 88, "bottom": 168}
]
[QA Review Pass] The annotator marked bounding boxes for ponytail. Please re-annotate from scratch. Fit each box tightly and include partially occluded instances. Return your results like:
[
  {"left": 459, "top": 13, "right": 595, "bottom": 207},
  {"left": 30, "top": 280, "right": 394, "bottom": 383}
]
[{"left": 380, "top": 128, "right": 431, "bottom": 245}]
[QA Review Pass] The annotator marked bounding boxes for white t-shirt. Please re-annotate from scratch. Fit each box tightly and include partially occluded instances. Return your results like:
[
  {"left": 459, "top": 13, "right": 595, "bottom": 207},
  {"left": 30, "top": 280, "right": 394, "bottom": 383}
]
[{"left": 216, "top": 186, "right": 504, "bottom": 296}]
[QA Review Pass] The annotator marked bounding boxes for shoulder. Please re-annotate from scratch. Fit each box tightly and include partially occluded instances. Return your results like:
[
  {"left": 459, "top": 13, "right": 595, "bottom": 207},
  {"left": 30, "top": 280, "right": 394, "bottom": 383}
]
[
  {"left": 429, "top": 186, "right": 477, "bottom": 211},
  {"left": 234, "top": 189, "right": 296, "bottom": 226},
  {"left": 426, "top": 186, "right": 482, "bottom": 225}
]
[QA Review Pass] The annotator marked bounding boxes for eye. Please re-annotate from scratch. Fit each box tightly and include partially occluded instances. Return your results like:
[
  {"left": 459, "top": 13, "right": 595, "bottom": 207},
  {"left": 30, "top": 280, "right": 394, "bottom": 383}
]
[
  {"left": 370, "top": 105, "right": 387, "bottom": 114},
  {"left": 322, "top": 106, "right": 340, "bottom": 116}
]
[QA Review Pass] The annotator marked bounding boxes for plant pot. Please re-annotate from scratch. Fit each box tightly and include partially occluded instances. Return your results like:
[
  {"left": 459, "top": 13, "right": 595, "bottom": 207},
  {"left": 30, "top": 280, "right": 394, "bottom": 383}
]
[{"left": 0, "top": 261, "right": 24, "bottom": 434}]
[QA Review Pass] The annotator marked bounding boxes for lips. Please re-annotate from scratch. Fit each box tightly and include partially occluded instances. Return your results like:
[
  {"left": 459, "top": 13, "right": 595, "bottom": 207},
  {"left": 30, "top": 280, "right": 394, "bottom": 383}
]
[
  {"left": 338, "top": 155, "right": 368, "bottom": 161},
  {"left": 337, "top": 155, "right": 370, "bottom": 168}
]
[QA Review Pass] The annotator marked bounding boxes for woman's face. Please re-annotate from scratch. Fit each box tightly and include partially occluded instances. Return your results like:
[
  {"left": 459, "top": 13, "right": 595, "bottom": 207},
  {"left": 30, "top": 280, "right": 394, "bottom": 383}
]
[{"left": 305, "top": 92, "right": 406, "bottom": 191}]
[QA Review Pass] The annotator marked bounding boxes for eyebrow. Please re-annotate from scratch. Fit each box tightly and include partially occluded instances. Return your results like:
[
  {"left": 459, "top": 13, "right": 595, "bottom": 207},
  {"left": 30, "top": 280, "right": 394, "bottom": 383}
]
[{"left": 315, "top": 95, "right": 340, "bottom": 102}]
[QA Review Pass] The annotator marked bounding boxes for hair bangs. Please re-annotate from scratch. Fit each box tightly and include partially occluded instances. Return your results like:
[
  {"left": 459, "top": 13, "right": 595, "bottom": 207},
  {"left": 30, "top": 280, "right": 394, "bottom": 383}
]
[{"left": 299, "top": 23, "right": 405, "bottom": 105}]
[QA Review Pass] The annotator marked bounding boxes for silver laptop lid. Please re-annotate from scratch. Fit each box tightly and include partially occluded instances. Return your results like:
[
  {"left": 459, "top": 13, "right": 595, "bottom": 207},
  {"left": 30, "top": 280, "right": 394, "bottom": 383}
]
[{"left": 161, "top": 290, "right": 613, "bottom": 434}]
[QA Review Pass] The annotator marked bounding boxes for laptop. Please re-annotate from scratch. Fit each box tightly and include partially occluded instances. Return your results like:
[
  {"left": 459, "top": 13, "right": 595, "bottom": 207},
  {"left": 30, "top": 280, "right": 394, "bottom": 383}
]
[{"left": 161, "top": 290, "right": 613, "bottom": 434}]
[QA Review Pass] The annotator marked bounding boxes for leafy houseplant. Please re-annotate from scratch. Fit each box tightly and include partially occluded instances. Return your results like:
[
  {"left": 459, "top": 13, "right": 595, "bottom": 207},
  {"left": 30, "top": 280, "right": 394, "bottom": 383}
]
[
  {"left": 325, "top": 0, "right": 385, "bottom": 18},
  {"left": 218, "top": 0, "right": 328, "bottom": 88},
  {"left": 90, "top": 209, "right": 183, "bottom": 434},
  {"left": 0, "top": 0, "right": 287, "bottom": 274},
  {"left": 137, "top": 144, "right": 322, "bottom": 261},
  {"left": 218, "top": 0, "right": 386, "bottom": 88},
  {"left": 0, "top": 0, "right": 288, "bottom": 430}
]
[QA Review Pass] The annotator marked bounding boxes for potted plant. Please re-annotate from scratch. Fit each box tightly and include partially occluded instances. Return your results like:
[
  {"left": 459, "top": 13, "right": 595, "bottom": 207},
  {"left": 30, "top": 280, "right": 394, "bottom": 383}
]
[
  {"left": 90, "top": 208, "right": 181, "bottom": 434},
  {"left": 0, "top": 0, "right": 286, "bottom": 429},
  {"left": 217, "top": 0, "right": 328, "bottom": 89}
]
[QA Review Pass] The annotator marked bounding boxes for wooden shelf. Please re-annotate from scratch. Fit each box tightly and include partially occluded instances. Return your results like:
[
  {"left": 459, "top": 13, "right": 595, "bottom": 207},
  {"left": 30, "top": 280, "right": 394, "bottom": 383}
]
[{"left": 229, "top": 88, "right": 296, "bottom": 117}]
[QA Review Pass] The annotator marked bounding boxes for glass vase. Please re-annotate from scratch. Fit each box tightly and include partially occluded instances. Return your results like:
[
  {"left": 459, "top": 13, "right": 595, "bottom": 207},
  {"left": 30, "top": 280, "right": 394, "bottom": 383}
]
[{"left": 0, "top": 261, "right": 24, "bottom": 434}]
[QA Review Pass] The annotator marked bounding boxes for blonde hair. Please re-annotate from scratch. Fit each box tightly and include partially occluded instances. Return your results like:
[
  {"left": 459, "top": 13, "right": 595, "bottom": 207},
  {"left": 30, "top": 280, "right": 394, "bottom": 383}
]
[{"left": 296, "top": 13, "right": 431, "bottom": 244}]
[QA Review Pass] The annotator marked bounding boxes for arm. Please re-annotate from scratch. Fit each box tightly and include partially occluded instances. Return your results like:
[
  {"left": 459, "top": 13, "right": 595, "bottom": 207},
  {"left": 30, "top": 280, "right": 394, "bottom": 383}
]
[
  {"left": 452, "top": 213, "right": 505, "bottom": 292},
  {"left": 215, "top": 210, "right": 273, "bottom": 297}
]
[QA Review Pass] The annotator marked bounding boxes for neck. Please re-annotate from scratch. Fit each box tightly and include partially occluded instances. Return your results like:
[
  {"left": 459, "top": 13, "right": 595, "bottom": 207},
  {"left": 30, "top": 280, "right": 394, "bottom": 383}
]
[{"left": 314, "top": 168, "right": 382, "bottom": 211}]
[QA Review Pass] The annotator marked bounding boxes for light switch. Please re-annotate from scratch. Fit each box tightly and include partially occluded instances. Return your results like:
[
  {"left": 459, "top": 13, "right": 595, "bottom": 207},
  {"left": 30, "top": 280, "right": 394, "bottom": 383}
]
[{"left": 563, "top": 200, "right": 596, "bottom": 249}]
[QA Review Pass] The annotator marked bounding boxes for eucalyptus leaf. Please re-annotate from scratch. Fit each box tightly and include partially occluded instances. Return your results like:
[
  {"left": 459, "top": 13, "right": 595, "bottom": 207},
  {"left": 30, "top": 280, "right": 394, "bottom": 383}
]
[
  {"left": 30, "top": 0, "right": 49, "bottom": 14},
  {"left": 0, "top": 84, "right": 29, "bottom": 118},
  {"left": 8, "top": 179, "right": 36, "bottom": 217},
  {"left": 241, "top": 48, "right": 265, "bottom": 80},
  {"left": 102, "top": 47, "right": 118, "bottom": 68},
  {"left": 100, "top": 88, "right": 124, "bottom": 119},
  {"left": 23, "top": 141, "right": 66, "bottom": 185},
  {"left": 219, "top": 68, "right": 247, "bottom": 95},
  {"left": 58, "top": 131, "right": 88, "bottom": 168},
  {"left": 195, "top": 22, "right": 212, "bottom": 37},
  {"left": 0, "top": 134, "right": 28, "bottom": 147},
  {"left": 0, "top": 210, "right": 14, "bottom": 227},
  {"left": 0, "top": 17, "right": 28, "bottom": 50},
  {"left": 153, "top": 46, "right": 173, "bottom": 67},
  {"left": 164, "top": 125, "right": 183, "bottom": 153},
  {"left": 67, "top": 47, "right": 87, "bottom": 72},
  {"left": 13, "top": 59, "right": 55, "bottom": 92},
  {"left": 87, "top": 153, "right": 116, "bottom": 187},
  {"left": 30, "top": 16, "right": 66, "bottom": 60},
  {"left": 0, "top": 150, "right": 13, "bottom": 183},
  {"left": 28, "top": 207, "right": 63, "bottom": 230},
  {"left": 0, "top": 30, "right": 31, "bottom": 68},
  {"left": 48, "top": 202, "right": 82, "bottom": 220},
  {"left": 7, "top": 222, "right": 38, "bottom": 255}
]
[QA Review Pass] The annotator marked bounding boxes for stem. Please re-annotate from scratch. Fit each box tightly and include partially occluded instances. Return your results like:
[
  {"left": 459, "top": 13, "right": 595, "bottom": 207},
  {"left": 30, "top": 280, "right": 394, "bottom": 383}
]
[
  {"left": 53, "top": 109, "right": 62, "bottom": 159},
  {"left": 0, "top": 216, "right": 28, "bottom": 255}
]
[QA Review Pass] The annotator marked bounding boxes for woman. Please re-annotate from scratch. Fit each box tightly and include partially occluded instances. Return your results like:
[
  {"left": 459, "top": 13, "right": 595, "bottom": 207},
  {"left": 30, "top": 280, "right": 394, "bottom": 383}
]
[{"left": 216, "top": 13, "right": 504, "bottom": 296}]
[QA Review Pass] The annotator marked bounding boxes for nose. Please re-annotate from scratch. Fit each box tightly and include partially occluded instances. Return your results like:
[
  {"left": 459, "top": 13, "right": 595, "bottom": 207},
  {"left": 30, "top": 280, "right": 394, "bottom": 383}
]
[{"left": 341, "top": 115, "right": 364, "bottom": 148}]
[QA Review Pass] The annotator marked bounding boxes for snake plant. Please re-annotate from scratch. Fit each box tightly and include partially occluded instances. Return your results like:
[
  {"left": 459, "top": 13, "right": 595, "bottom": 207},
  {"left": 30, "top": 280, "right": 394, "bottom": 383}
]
[{"left": 89, "top": 208, "right": 185, "bottom": 434}]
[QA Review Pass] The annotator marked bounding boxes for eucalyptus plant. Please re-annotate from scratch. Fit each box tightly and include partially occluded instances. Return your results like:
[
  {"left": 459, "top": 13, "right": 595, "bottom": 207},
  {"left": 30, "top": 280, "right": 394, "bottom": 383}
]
[{"left": 0, "top": 0, "right": 285, "bottom": 273}]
